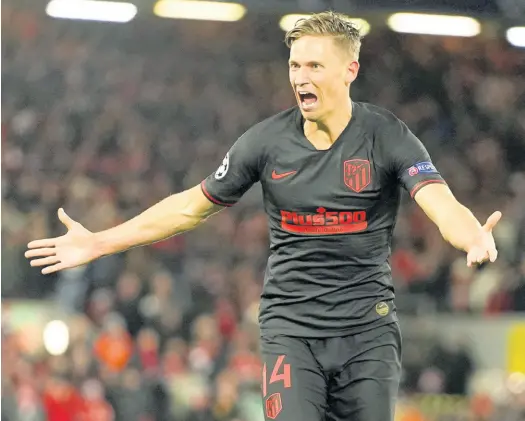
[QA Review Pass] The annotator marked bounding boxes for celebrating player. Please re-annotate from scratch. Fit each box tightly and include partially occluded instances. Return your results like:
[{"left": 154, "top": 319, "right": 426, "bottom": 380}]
[{"left": 26, "top": 11, "right": 501, "bottom": 421}]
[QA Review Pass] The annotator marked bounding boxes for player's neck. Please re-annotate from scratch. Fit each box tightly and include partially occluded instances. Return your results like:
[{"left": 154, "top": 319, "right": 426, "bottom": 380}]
[{"left": 303, "top": 99, "right": 353, "bottom": 150}]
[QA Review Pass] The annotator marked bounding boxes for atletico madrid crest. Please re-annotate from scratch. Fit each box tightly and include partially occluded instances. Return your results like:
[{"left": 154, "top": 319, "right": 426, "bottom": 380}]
[
  {"left": 265, "top": 393, "right": 283, "bottom": 419},
  {"left": 344, "top": 159, "right": 371, "bottom": 193}
]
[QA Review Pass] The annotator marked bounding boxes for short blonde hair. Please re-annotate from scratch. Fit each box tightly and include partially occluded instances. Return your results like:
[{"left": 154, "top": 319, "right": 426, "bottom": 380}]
[{"left": 284, "top": 11, "right": 362, "bottom": 60}]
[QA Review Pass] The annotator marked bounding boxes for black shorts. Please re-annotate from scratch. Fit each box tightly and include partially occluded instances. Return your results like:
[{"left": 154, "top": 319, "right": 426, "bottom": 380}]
[{"left": 259, "top": 322, "right": 402, "bottom": 421}]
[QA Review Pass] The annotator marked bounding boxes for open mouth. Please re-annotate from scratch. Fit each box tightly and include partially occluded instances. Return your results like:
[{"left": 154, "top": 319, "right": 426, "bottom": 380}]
[{"left": 298, "top": 91, "right": 318, "bottom": 109}]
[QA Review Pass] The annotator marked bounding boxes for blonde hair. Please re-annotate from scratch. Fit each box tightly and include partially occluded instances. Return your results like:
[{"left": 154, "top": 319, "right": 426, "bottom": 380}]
[{"left": 284, "top": 11, "right": 362, "bottom": 60}]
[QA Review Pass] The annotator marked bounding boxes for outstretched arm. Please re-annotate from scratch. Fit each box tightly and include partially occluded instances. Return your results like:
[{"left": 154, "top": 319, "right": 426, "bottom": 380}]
[
  {"left": 25, "top": 185, "right": 222, "bottom": 274},
  {"left": 380, "top": 114, "right": 501, "bottom": 266},
  {"left": 414, "top": 183, "right": 501, "bottom": 267},
  {"left": 26, "top": 123, "right": 264, "bottom": 275},
  {"left": 93, "top": 185, "right": 222, "bottom": 255}
]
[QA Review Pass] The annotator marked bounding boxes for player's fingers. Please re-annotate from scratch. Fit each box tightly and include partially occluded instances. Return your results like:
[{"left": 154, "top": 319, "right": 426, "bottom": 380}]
[
  {"left": 473, "top": 251, "right": 490, "bottom": 267},
  {"left": 488, "top": 248, "right": 498, "bottom": 263},
  {"left": 477, "top": 250, "right": 489, "bottom": 263},
  {"left": 483, "top": 211, "right": 502, "bottom": 232},
  {"left": 25, "top": 248, "right": 56, "bottom": 259},
  {"left": 42, "top": 263, "right": 66, "bottom": 275},
  {"left": 467, "top": 255, "right": 475, "bottom": 267},
  {"left": 57, "top": 208, "right": 76, "bottom": 230},
  {"left": 467, "top": 259, "right": 478, "bottom": 268},
  {"left": 467, "top": 250, "right": 488, "bottom": 267},
  {"left": 30, "top": 256, "right": 61, "bottom": 268},
  {"left": 27, "top": 238, "right": 58, "bottom": 249}
]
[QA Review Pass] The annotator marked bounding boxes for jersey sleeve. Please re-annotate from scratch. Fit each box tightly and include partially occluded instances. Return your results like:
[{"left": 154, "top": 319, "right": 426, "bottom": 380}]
[
  {"left": 200, "top": 129, "right": 262, "bottom": 207},
  {"left": 385, "top": 117, "right": 447, "bottom": 198}
]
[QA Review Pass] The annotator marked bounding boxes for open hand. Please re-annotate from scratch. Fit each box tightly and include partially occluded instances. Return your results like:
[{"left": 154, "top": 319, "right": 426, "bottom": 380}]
[
  {"left": 25, "top": 208, "right": 98, "bottom": 274},
  {"left": 466, "top": 211, "right": 502, "bottom": 267}
]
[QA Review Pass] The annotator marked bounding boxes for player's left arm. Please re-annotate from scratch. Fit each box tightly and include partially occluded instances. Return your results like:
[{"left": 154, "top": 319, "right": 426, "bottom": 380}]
[
  {"left": 413, "top": 184, "right": 501, "bottom": 267},
  {"left": 386, "top": 115, "right": 502, "bottom": 267}
]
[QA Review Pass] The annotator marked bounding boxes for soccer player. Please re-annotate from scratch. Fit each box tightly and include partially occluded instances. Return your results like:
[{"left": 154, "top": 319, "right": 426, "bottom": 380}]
[{"left": 26, "top": 11, "right": 501, "bottom": 421}]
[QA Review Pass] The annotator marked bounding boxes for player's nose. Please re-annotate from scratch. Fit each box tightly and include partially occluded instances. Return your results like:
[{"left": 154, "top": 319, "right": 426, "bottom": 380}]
[{"left": 294, "top": 68, "right": 311, "bottom": 86}]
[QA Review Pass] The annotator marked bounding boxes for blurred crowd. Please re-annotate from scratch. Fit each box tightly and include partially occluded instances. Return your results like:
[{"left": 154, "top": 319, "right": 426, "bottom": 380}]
[{"left": 2, "top": 5, "right": 525, "bottom": 421}]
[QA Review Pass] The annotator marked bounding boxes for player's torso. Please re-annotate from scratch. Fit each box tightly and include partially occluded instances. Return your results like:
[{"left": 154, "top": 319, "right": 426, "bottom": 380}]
[
  {"left": 260, "top": 109, "right": 400, "bottom": 246},
  {"left": 257, "top": 106, "right": 400, "bottom": 337}
]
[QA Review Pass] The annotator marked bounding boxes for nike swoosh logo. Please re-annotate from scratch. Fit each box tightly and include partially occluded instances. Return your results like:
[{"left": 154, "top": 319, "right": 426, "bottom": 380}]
[{"left": 272, "top": 170, "right": 297, "bottom": 180}]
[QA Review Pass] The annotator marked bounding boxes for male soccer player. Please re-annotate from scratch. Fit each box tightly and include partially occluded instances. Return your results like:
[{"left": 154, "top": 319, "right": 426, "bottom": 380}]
[{"left": 26, "top": 11, "right": 501, "bottom": 421}]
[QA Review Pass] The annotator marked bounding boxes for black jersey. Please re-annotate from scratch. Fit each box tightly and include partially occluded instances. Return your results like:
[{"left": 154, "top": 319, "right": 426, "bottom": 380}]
[{"left": 201, "top": 102, "right": 446, "bottom": 338}]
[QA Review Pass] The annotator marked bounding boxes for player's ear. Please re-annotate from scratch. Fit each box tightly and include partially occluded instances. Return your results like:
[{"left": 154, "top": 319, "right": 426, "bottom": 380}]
[{"left": 346, "top": 61, "right": 359, "bottom": 85}]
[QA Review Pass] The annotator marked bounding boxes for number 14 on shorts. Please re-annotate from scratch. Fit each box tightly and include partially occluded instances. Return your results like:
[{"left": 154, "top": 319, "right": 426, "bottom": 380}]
[
  {"left": 262, "top": 355, "right": 291, "bottom": 419},
  {"left": 262, "top": 355, "right": 292, "bottom": 396}
]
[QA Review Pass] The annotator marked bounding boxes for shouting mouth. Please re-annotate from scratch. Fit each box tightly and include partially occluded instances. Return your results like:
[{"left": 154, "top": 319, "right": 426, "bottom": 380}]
[{"left": 298, "top": 91, "right": 318, "bottom": 110}]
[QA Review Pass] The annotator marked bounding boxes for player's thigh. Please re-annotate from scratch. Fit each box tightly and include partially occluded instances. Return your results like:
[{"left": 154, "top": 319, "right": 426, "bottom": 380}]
[
  {"left": 260, "top": 335, "right": 327, "bottom": 421},
  {"left": 327, "top": 323, "right": 402, "bottom": 421}
]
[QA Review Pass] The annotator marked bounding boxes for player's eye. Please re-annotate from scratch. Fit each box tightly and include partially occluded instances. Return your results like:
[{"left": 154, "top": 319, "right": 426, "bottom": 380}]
[
  {"left": 312, "top": 63, "right": 321, "bottom": 69},
  {"left": 289, "top": 63, "right": 299, "bottom": 69}
]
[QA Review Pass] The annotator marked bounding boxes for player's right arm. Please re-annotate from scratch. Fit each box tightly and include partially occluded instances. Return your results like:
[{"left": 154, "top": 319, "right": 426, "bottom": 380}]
[
  {"left": 26, "top": 125, "right": 264, "bottom": 275},
  {"left": 382, "top": 112, "right": 501, "bottom": 266},
  {"left": 25, "top": 186, "right": 223, "bottom": 274}
]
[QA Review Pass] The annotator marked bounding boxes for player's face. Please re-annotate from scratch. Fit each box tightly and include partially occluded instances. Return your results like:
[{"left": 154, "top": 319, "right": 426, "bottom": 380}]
[{"left": 289, "top": 36, "right": 359, "bottom": 121}]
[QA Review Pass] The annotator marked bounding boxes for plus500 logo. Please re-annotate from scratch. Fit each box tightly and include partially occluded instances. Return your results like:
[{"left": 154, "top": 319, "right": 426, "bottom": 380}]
[{"left": 280, "top": 207, "right": 368, "bottom": 235}]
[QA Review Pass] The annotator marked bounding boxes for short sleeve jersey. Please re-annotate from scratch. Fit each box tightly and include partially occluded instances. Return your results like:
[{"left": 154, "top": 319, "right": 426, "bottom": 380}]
[{"left": 201, "top": 102, "right": 446, "bottom": 338}]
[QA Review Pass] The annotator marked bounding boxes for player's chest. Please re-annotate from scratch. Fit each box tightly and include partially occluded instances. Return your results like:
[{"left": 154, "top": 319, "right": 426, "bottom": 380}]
[{"left": 260, "top": 136, "right": 387, "bottom": 209}]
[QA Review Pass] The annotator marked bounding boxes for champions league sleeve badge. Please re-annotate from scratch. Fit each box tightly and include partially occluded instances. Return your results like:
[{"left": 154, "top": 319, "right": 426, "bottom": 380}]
[{"left": 215, "top": 152, "right": 230, "bottom": 180}]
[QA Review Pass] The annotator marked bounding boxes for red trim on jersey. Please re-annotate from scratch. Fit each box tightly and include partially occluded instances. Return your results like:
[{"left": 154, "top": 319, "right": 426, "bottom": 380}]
[
  {"left": 200, "top": 181, "right": 234, "bottom": 207},
  {"left": 410, "top": 180, "right": 447, "bottom": 198}
]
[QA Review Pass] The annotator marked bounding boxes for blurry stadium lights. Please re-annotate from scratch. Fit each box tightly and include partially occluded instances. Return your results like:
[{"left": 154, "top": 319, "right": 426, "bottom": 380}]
[
  {"left": 506, "top": 27, "right": 525, "bottom": 47},
  {"left": 507, "top": 372, "right": 525, "bottom": 394},
  {"left": 154, "top": 1, "right": 246, "bottom": 22},
  {"left": 46, "top": 0, "right": 137, "bottom": 23},
  {"left": 43, "top": 320, "right": 70, "bottom": 356},
  {"left": 387, "top": 13, "right": 480, "bottom": 37},
  {"left": 279, "top": 14, "right": 370, "bottom": 36}
]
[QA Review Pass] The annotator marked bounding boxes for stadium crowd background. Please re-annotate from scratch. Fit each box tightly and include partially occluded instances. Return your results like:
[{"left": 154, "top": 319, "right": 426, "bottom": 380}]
[{"left": 2, "top": 5, "right": 525, "bottom": 421}]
